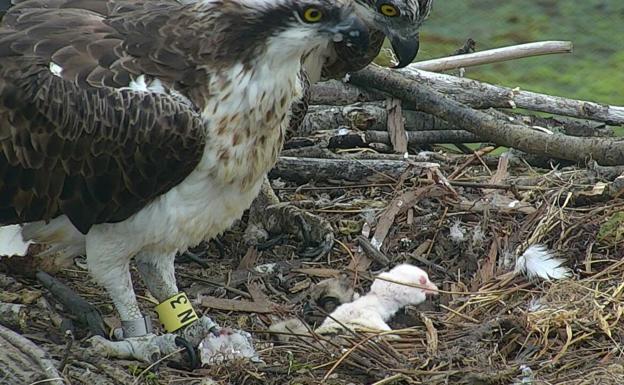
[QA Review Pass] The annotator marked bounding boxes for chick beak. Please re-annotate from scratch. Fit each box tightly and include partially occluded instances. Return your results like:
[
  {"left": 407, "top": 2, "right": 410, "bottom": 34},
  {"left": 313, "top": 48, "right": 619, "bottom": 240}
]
[
  {"left": 329, "top": 14, "right": 370, "bottom": 54},
  {"left": 424, "top": 280, "right": 438, "bottom": 296},
  {"left": 388, "top": 31, "right": 420, "bottom": 68}
]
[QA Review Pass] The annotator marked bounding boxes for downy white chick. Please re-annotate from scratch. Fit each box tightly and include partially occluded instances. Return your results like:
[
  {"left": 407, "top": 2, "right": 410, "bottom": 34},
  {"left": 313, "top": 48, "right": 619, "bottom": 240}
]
[{"left": 316, "top": 264, "right": 438, "bottom": 334}]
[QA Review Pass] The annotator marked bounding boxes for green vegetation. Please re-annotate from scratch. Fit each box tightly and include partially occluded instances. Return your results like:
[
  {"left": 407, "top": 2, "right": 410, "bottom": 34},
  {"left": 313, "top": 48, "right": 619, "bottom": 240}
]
[{"left": 397, "top": 0, "right": 624, "bottom": 106}]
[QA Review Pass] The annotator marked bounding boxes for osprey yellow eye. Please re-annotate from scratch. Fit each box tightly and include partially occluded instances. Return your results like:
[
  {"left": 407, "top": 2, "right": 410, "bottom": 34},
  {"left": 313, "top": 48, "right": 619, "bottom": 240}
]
[
  {"left": 379, "top": 3, "right": 399, "bottom": 17},
  {"left": 302, "top": 7, "right": 323, "bottom": 23}
]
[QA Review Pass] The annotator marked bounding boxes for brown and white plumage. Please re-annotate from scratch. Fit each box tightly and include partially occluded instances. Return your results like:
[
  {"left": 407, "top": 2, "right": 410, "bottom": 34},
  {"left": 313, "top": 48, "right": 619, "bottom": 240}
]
[{"left": 0, "top": 0, "right": 368, "bottom": 346}]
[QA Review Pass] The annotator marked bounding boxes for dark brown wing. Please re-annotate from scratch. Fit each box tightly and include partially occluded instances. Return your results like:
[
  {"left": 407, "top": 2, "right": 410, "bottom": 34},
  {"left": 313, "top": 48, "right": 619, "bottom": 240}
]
[
  {"left": 1, "top": 0, "right": 203, "bottom": 90},
  {"left": 0, "top": 3, "right": 206, "bottom": 234},
  {"left": 321, "top": 30, "right": 386, "bottom": 79}
]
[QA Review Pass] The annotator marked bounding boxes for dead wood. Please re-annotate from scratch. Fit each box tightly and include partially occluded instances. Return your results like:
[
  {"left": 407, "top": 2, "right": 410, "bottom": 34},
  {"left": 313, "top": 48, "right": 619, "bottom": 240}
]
[
  {"left": 0, "top": 324, "right": 64, "bottom": 385},
  {"left": 327, "top": 130, "right": 481, "bottom": 149},
  {"left": 36, "top": 271, "right": 107, "bottom": 337},
  {"left": 200, "top": 295, "right": 286, "bottom": 314},
  {"left": 350, "top": 65, "right": 624, "bottom": 166},
  {"left": 270, "top": 156, "right": 440, "bottom": 183},
  {"left": 397, "top": 67, "right": 624, "bottom": 126},
  {"left": 310, "top": 74, "right": 624, "bottom": 126},
  {"left": 409, "top": 41, "right": 573, "bottom": 72},
  {"left": 310, "top": 80, "right": 383, "bottom": 105},
  {"left": 0, "top": 301, "right": 27, "bottom": 330},
  {"left": 300, "top": 102, "right": 613, "bottom": 144},
  {"left": 301, "top": 102, "right": 452, "bottom": 134}
]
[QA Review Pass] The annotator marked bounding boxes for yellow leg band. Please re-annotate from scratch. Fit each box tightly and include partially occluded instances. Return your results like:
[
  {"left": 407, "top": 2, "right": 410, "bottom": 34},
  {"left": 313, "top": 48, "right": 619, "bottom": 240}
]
[{"left": 154, "top": 292, "right": 199, "bottom": 333}]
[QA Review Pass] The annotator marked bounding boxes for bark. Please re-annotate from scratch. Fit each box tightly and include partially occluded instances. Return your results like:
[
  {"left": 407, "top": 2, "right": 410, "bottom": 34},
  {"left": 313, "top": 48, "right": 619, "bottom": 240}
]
[
  {"left": 301, "top": 102, "right": 614, "bottom": 139},
  {"left": 270, "top": 157, "right": 439, "bottom": 183},
  {"left": 301, "top": 102, "right": 451, "bottom": 134},
  {"left": 309, "top": 74, "right": 624, "bottom": 126},
  {"left": 327, "top": 130, "right": 481, "bottom": 149},
  {"left": 0, "top": 324, "right": 64, "bottom": 385},
  {"left": 396, "top": 68, "right": 624, "bottom": 126},
  {"left": 350, "top": 66, "right": 624, "bottom": 166},
  {"left": 310, "top": 80, "right": 383, "bottom": 105},
  {"left": 409, "top": 41, "right": 573, "bottom": 73}
]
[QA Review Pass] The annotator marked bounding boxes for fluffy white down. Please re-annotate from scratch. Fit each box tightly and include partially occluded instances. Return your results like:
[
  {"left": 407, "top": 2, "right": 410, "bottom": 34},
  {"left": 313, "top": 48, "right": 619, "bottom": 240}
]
[
  {"left": 316, "top": 264, "right": 437, "bottom": 334},
  {"left": 0, "top": 225, "right": 31, "bottom": 257},
  {"left": 514, "top": 244, "right": 572, "bottom": 281}
]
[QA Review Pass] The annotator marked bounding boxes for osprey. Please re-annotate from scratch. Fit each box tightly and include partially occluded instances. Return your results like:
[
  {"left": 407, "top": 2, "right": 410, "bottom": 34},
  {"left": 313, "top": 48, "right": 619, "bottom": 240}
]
[
  {"left": 245, "top": 0, "right": 433, "bottom": 255},
  {"left": 0, "top": 0, "right": 368, "bottom": 357},
  {"left": 310, "top": 0, "right": 434, "bottom": 81}
]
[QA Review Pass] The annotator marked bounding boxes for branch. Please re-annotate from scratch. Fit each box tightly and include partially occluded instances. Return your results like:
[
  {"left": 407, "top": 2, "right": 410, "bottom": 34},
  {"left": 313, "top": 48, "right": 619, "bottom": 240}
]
[
  {"left": 300, "top": 102, "right": 611, "bottom": 139},
  {"left": 350, "top": 65, "right": 624, "bottom": 166},
  {"left": 309, "top": 75, "right": 624, "bottom": 126},
  {"left": 396, "top": 68, "right": 624, "bottom": 125},
  {"left": 409, "top": 41, "right": 573, "bottom": 72},
  {"left": 270, "top": 156, "right": 439, "bottom": 183}
]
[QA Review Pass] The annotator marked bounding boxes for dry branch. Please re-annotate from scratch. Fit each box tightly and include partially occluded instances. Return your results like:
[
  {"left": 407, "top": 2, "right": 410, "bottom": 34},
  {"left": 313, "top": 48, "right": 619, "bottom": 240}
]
[
  {"left": 409, "top": 41, "right": 573, "bottom": 72},
  {"left": 310, "top": 76, "right": 624, "bottom": 126},
  {"left": 36, "top": 271, "right": 107, "bottom": 337},
  {"left": 0, "top": 324, "right": 64, "bottom": 385},
  {"left": 271, "top": 156, "right": 439, "bottom": 183},
  {"left": 397, "top": 68, "right": 624, "bottom": 125},
  {"left": 350, "top": 65, "right": 624, "bottom": 165},
  {"left": 326, "top": 130, "right": 481, "bottom": 149},
  {"left": 301, "top": 102, "right": 613, "bottom": 139}
]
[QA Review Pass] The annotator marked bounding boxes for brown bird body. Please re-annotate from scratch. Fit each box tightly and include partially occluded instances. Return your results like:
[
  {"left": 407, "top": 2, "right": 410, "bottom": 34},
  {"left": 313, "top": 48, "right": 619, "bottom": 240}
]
[{"left": 0, "top": 0, "right": 368, "bottom": 348}]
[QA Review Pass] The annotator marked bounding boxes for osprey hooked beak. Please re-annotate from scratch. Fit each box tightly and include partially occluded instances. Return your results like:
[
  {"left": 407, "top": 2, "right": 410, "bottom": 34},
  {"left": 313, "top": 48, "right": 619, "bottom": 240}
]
[
  {"left": 388, "top": 30, "right": 420, "bottom": 68},
  {"left": 325, "top": 14, "right": 370, "bottom": 54}
]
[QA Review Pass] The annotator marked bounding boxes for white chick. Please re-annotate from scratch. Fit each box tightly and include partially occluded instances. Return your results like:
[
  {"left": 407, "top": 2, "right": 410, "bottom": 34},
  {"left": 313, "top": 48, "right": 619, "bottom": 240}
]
[{"left": 315, "top": 264, "right": 438, "bottom": 334}]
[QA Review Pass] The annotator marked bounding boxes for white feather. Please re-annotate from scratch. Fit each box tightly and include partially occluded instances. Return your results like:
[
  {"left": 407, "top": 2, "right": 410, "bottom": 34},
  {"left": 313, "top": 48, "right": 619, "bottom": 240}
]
[
  {"left": 0, "top": 225, "right": 31, "bottom": 257},
  {"left": 514, "top": 245, "right": 571, "bottom": 281},
  {"left": 49, "top": 62, "right": 63, "bottom": 77}
]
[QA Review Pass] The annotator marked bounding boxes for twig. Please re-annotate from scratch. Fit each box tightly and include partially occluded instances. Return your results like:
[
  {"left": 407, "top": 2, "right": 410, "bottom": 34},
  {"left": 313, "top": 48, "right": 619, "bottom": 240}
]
[
  {"left": 356, "top": 236, "right": 390, "bottom": 266},
  {"left": 35, "top": 271, "right": 106, "bottom": 337},
  {"left": 351, "top": 65, "right": 624, "bottom": 165},
  {"left": 410, "top": 41, "right": 573, "bottom": 72},
  {"left": 271, "top": 156, "right": 439, "bottom": 183}
]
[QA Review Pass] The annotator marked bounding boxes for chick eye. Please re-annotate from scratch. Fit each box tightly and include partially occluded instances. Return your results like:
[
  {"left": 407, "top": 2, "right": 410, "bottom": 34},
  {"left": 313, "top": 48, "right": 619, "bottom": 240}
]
[
  {"left": 302, "top": 7, "right": 323, "bottom": 23},
  {"left": 379, "top": 3, "right": 399, "bottom": 17}
]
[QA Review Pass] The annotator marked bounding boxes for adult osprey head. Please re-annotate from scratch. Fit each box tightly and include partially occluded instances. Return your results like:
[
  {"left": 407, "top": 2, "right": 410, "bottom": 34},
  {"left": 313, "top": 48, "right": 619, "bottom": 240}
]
[
  {"left": 354, "top": 0, "right": 432, "bottom": 68},
  {"left": 300, "top": 0, "right": 432, "bottom": 84},
  {"left": 0, "top": 0, "right": 368, "bottom": 361}
]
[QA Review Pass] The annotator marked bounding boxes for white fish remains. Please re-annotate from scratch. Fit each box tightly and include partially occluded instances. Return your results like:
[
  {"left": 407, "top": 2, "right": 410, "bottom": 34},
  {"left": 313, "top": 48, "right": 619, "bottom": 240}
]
[{"left": 514, "top": 244, "right": 572, "bottom": 281}]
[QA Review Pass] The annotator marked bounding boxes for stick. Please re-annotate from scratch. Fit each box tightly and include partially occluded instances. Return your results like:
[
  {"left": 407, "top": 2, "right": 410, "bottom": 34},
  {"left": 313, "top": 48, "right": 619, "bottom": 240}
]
[
  {"left": 270, "top": 157, "right": 439, "bottom": 183},
  {"left": 396, "top": 67, "right": 624, "bottom": 126},
  {"left": 36, "top": 271, "right": 107, "bottom": 337},
  {"left": 327, "top": 130, "right": 481, "bottom": 149},
  {"left": 409, "top": 41, "right": 573, "bottom": 72},
  {"left": 309, "top": 75, "right": 624, "bottom": 126},
  {"left": 0, "top": 324, "right": 64, "bottom": 385},
  {"left": 350, "top": 65, "right": 624, "bottom": 166}
]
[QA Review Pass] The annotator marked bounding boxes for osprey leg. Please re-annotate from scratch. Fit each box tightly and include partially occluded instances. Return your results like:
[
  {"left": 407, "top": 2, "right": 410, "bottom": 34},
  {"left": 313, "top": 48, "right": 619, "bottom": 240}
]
[
  {"left": 135, "top": 252, "right": 179, "bottom": 303},
  {"left": 85, "top": 253, "right": 151, "bottom": 337},
  {"left": 136, "top": 252, "right": 216, "bottom": 344}
]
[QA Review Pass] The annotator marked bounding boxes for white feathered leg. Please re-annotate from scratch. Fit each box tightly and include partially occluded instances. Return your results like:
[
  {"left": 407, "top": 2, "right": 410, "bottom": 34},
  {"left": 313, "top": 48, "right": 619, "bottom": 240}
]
[
  {"left": 135, "top": 252, "right": 179, "bottom": 302},
  {"left": 135, "top": 252, "right": 218, "bottom": 348},
  {"left": 86, "top": 252, "right": 143, "bottom": 325}
]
